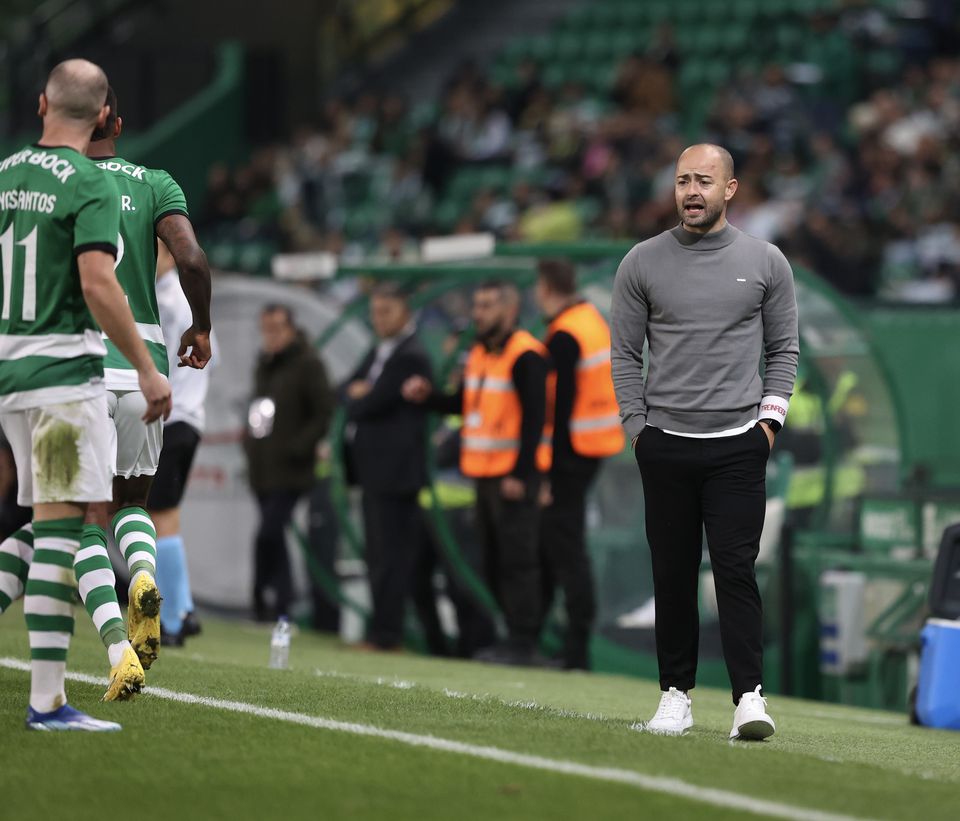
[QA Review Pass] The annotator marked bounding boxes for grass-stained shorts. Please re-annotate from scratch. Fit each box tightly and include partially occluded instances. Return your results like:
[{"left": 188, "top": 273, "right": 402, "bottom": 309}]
[{"left": 0, "top": 393, "right": 114, "bottom": 506}]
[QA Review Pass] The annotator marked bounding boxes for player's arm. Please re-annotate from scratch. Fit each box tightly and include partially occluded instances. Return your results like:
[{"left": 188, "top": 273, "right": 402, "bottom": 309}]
[
  {"left": 78, "top": 250, "right": 171, "bottom": 422},
  {"left": 156, "top": 213, "right": 212, "bottom": 370}
]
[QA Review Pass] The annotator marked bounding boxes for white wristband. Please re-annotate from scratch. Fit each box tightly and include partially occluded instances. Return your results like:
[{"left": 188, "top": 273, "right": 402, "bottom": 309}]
[{"left": 758, "top": 395, "right": 789, "bottom": 427}]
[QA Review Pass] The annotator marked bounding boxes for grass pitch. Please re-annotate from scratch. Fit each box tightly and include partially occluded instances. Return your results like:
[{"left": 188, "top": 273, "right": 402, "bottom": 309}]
[{"left": 0, "top": 605, "right": 957, "bottom": 821}]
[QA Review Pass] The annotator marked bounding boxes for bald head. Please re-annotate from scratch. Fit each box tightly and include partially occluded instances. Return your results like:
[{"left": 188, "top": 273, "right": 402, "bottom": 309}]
[
  {"left": 43, "top": 59, "right": 109, "bottom": 124},
  {"left": 677, "top": 143, "right": 735, "bottom": 182}
]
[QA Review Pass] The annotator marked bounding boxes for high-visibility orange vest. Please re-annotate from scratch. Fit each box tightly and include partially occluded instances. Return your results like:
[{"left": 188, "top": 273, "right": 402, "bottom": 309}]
[
  {"left": 546, "top": 301, "right": 625, "bottom": 458},
  {"left": 460, "top": 329, "right": 553, "bottom": 478}
]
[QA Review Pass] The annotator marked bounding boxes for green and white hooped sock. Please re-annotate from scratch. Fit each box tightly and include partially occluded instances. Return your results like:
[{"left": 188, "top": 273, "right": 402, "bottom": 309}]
[
  {"left": 24, "top": 517, "right": 81, "bottom": 713},
  {"left": 74, "top": 524, "right": 131, "bottom": 666},
  {"left": 0, "top": 524, "right": 33, "bottom": 614},
  {"left": 113, "top": 507, "right": 157, "bottom": 595}
]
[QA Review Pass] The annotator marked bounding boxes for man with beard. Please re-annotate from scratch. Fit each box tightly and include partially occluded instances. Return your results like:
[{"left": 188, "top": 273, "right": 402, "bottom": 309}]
[
  {"left": 610, "top": 144, "right": 798, "bottom": 740},
  {"left": 403, "top": 281, "right": 550, "bottom": 666}
]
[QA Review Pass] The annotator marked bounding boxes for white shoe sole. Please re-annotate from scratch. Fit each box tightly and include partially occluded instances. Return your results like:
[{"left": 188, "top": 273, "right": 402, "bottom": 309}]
[
  {"left": 643, "top": 718, "right": 694, "bottom": 736},
  {"left": 731, "top": 718, "right": 775, "bottom": 740}
]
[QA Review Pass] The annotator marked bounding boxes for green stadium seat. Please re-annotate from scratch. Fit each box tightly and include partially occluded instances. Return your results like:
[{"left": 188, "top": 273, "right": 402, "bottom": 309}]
[
  {"left": 590, "top": 5, "right": 621, "bottom": 31},
  {"left": 640, "top": 1, "right": 672, "bottom": 24},
  {"left": 774, "top": 24, "right": 806, "bottom": 60},
  {"left": 672, "top": 1, "right": 702, "bottom": 25},
  {"left": 582, "top": 31, "right": 613, "bottom": 61},
  {"left": 542, "top": 63, "right": 568, "bottom": 89},
  {"left": 561, "top": 6, "right": 592, "bottom": 33},
  {"left": 718, "top": 23, "right": 751, "bottom": 55},
  {"left": 864, "top": 48, "right": 903, "bottom": 82},
  {"left": 609, "top": 30, "right": 642, "bottom": 59},
  {"left": 432, "top": 200, "right": 461, "bottom": 233},
  {"left": 615, "top": 1, "right": 645, "bottom": 29},
  {"left": 552, "top": 31, "right": 583, "bottom": 62},
  {"left": 525, "top": 34, "right": 552, "bottom": 62},
  {"left": 729, "top": 0, "right": 763, "bottom": 21}
]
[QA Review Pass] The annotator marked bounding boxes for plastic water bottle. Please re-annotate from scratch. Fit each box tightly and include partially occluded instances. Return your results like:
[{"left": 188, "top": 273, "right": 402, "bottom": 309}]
[{"left": 269, "top": 616, "right": 291, "bottom": 669}]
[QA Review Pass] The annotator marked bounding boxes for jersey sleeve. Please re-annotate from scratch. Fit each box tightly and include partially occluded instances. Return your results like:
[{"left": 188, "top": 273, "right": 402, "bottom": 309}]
[
  {"left": 153, "top": 170, "right": 189, "bottom": 224},
  {"left": 74, "top": 169, "right": 120, "bottom": 257}
]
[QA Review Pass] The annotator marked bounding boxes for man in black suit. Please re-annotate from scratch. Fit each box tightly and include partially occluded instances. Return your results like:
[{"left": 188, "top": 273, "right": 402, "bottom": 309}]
[{"left": 343, "top": 283, "right": 432, "bottom": 650}]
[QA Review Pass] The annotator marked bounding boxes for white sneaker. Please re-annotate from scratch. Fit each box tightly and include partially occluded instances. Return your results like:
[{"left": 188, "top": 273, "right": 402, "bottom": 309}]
[
  {"left": 643, "top": 687, "right": 693, "bottom": 735},
  {"left": 730, "top": 685, "right": 776, "bottom": 740}
]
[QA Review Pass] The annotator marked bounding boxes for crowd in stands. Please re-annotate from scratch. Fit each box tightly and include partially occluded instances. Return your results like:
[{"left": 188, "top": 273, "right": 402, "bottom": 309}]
[{"left": 199, "top": 0, "right": 960, "bottom": 301}]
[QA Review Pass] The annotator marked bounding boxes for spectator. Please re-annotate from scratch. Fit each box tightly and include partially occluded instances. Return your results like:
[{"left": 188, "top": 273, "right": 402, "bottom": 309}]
[
  {"left": 403, "top": 281, "right": 550, "bottom": 666},
  {"left": 341, "top": 284, "right": 433, "bottom": 651},
  {"left": 244, "top": 305, "right": 333, "bottom": 621},
  {"left": 534, "top": 260, "right": 625, "bottom": 670}
]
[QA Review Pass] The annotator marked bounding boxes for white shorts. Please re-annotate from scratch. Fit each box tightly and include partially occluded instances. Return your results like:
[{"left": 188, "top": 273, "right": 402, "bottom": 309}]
[
  {"left": 0, "top": 394, "right": 114, "bottom": 506},
  {"left": 108, "top": 390, "right": 163, "bottom": 479}
]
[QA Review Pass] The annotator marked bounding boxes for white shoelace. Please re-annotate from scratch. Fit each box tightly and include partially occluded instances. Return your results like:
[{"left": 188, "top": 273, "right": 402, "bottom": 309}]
[
  {"left": 653, "top": 688, "right": 690, "bottom": 722},
  {"left": 740, "top": 685, "right": 767, "bottom": 710}
]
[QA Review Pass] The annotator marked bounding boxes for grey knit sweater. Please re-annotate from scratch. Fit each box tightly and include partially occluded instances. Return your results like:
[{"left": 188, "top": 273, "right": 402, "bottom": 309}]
[{"left": 610, "top": 223, "right": 799, "bottom": 439}]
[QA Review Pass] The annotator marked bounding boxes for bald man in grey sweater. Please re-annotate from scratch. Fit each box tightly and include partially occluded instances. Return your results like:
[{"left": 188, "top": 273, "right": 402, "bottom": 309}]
[{"left": 611, "top": 144, "right": 799, "bottom": 740}]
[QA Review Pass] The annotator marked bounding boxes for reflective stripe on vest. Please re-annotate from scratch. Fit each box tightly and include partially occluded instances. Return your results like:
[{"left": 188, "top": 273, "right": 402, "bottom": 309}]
[
  {"left": 460, "top": 329, "right": 553, "bottom": 477},
  {"left": 547, "top": 301, "right": 625, "bottom": 458}
]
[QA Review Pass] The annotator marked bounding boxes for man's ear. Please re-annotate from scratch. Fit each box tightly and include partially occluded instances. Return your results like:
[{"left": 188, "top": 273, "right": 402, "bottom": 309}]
[
  {"left": 725, "top": 177, "right": 739, "bottom": 203},
  {"left": 114, "top": 116, "right": 123, "bottom": 139},
  {"left": 95, "top": 104, "right": 110, "bottom": 130},
  {"left": 37, "top": 93, "right": 47, "bottom": 118}
]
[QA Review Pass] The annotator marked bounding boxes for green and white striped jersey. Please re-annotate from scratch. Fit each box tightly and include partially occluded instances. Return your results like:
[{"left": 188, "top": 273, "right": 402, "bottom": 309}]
[
  {"left": 93, "top": 155, "right": 187, "bottom": 390},
  {"left": 0, "top": 144, "right": 120, "bottom": 410}
]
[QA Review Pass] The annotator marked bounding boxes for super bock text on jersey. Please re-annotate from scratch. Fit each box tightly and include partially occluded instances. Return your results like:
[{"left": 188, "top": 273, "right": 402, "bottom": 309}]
[{"left": 0, "top": 144, "right": 120, "bottom": 408}]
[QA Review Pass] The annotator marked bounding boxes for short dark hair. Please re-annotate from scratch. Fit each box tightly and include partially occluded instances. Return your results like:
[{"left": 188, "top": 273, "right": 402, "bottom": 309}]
[
  {"left": 370, "top": 281, "right": 410, "bottom": 305},
  {"left": 476, "top": 278, "right": 519, "bottom": 307},
  {"left": 262, "top": 303, "right": 294, "bottom": 325},
  {"left": 90, "top": 85, "right": 117, "bottom": 141},
  {"left": 537, "top": 259, "right": 577, "bottom": 296}
]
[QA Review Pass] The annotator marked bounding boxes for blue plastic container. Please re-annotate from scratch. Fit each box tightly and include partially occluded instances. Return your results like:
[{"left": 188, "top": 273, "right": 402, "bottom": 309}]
[{"left": 916, "top": 618, "right": 960, "bottom": 731}]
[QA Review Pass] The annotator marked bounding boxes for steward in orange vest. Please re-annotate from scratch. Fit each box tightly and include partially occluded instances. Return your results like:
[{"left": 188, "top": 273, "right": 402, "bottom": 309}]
[
  {"left": 534, "top": 259, "right": 624, "bottom": 671},
  {"left": 546, "top": 301, "right": 624, "bottom": 459},
  {"left": 460, "top": 328, "right": 553, "bottom": 478},
  {"left": 402, "top": 280, "right": 550, "bottom": 666}
]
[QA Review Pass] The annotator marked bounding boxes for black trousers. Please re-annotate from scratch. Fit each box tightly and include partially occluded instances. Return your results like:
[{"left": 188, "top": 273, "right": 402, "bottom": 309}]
[
  {"left": 540, "top": 460, "right": 600, "bottom": 667},
  {"left": 253, "top": 490, "right": 302, "bottom": 618},
  {"left": 362, "top": 490, "right": 421, "bottom": 648},
  {"left": 634, "top": 425, "right": 769, "bottom": 703},
  {"left": 307, "top": 479, "right": 341, "bottom": 633},
  {"left": 475, "top": 477, "right": 542, "bottom": 647},
  {"left": 412, "top": 512, "right": 498, "bottom": 658}
]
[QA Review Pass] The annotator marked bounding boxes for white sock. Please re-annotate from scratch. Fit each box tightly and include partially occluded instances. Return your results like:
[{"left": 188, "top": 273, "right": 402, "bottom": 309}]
[
  {"left": 107, "top": 639, "right": 132, "bottom": 668},
  {"left": 30, "top": 660, "right": 67, "bottom": 713}
]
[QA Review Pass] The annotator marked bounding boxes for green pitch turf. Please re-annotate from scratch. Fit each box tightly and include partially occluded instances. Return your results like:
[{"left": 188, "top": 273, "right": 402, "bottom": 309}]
[{"left": 0, "top": 605, "right": 957, "bottom": 821}]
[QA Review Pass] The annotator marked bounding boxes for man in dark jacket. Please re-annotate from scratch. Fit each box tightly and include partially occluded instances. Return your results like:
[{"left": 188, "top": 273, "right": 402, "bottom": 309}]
[
  {"left": 343, "top": 283, "right": 432, "bottom": 650},
  {"left": 245, "top": 304, "right": 333, "bottom": 621}
]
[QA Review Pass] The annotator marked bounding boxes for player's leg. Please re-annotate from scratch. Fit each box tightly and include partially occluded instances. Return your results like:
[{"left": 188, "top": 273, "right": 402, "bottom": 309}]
[
  {"left": 18, "top": 398, "right": 122, "bottom": 730},
  {"left": 0, "top": 523, "right": 33, "bottom": 614},
  {"left": 108, "top": 390, "right": 163, "bottom": 668},
  {"left": 147, "top": 421, "right": 201, "bottom": 641},
  {"left": 72, "top": 391, "right": 143, "bottom": 699}
]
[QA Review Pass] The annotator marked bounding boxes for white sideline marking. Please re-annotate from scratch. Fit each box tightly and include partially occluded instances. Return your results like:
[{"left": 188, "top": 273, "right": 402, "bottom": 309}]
[{"left": 0, "top": 657, "right": 866, "bottom": 821}]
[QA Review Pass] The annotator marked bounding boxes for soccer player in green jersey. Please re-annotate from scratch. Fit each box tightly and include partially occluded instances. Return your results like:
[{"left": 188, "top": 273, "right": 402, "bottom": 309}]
[
  {"left": 75, "top": 85, "right": 212, "bottom": 673},
  {"left": 0, "top": 59, "right": 171, "bottom": 731}
]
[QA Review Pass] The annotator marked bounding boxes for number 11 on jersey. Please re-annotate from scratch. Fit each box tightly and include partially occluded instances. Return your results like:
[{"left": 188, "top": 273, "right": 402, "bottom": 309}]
[{"left": 0, "top": 224, "right": 38, "bottom": 321}]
